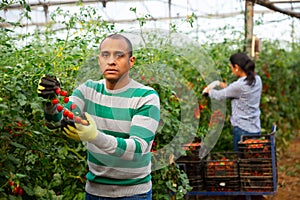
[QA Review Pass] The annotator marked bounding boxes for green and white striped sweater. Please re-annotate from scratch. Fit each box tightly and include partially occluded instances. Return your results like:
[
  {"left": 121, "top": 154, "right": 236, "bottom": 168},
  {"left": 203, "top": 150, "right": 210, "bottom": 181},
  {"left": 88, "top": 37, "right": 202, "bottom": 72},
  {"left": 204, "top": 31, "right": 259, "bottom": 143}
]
[{"left": 52, "top": 79, "right": 160, "bottom": 197}]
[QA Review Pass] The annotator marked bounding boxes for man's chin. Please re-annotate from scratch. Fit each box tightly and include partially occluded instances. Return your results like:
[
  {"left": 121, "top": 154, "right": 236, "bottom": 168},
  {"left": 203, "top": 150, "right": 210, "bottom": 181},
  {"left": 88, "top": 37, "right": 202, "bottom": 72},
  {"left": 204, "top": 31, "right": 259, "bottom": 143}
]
[{"left": 106, "top": 78, "right": 118, "bottom": 84}]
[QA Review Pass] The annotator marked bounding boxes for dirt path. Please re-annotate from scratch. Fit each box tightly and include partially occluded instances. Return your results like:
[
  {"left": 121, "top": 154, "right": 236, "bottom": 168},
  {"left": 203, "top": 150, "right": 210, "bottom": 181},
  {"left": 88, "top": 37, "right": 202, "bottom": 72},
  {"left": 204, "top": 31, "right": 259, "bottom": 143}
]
[{"left": 265, "top": 134, "right": 300, "bottom": 200}]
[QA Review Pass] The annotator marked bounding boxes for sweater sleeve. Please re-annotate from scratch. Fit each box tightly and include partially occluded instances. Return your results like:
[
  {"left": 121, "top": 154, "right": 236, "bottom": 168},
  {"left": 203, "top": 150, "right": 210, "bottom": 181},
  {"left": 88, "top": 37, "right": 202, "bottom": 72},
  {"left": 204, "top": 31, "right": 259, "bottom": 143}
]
[
  {"left": 44, "top": 102, "right": 62, "bottom": 129},
  {"left": 209, "top": 80, "right": 243, "bottom": 101}
]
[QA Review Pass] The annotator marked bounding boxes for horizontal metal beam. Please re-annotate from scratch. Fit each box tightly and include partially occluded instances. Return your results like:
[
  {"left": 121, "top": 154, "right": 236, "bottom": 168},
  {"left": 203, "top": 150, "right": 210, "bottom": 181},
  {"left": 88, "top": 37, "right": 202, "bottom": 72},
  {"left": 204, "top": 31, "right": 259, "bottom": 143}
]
[
  {"left": 3, "top": 0, "right": 147, "bottom": 9},
  {"left": 0, "top": 8, "right": 288, "bottom": 28}
]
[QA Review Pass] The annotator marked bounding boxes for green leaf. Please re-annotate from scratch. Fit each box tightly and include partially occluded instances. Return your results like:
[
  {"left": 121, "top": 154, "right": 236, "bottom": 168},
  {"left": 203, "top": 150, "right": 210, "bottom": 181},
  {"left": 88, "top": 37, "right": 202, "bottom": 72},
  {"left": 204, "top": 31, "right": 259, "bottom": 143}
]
[
  {"left": 7, "top": 154, "right": 19, "bottom": 164},
  {"left": 0, "top": 103, "right": 8, "bottom": 109},
  {"left": 22, "top": 185, "right": 35, "bottom": 196},
  {"left": 15, "top": 173, "right": 27, "bottom": 178},
  {"left": 9, "top": 141, "right": 26, "bottom": 149},
  {"left": 32, "top": 131, "right": 43, "bottom": 135}
]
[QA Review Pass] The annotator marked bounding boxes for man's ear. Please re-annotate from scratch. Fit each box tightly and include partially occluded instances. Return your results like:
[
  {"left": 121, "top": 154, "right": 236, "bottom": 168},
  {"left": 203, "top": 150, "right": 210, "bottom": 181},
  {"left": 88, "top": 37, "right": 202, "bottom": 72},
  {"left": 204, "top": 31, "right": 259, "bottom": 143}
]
[{"left": 129, "top": 56, "right": 136, "bottom": 68}]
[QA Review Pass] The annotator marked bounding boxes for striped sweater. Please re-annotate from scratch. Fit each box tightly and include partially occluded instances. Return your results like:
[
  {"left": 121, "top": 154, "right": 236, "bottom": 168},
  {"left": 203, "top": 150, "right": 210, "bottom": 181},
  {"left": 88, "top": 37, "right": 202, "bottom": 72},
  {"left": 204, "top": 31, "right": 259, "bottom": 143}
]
[{"left": 46, "top": 79, "right": 160, "bottom": 197}]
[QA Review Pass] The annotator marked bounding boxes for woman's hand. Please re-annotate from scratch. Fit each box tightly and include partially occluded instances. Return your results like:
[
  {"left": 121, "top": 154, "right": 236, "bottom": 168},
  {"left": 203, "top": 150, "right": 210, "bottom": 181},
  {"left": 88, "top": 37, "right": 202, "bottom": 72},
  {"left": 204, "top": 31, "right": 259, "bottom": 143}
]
[
  {"left": 219, "top": 82, "right": 227, "bottom": 88},
  {"left": 202, "top": 86, "right": 210, "bottom": 96}
]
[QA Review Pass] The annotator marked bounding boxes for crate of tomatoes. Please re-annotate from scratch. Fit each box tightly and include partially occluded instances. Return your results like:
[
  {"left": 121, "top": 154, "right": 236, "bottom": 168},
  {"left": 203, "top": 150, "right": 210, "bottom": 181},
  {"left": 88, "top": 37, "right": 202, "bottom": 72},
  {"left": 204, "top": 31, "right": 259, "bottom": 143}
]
[
  {"left": 238, "top": 135, "right": 272, "bottom": 159},
  {"left": 204, "top": 152, "right": 239, "bottom": 179},
  {"left": 176, "top": 142, "right": 204, "bottom": 191},
  {"left": 203, "top": 152, "right": 239, "bottom": 191},
  {"left": 238, "top": 132, "right": 277, "bottom": 192}
]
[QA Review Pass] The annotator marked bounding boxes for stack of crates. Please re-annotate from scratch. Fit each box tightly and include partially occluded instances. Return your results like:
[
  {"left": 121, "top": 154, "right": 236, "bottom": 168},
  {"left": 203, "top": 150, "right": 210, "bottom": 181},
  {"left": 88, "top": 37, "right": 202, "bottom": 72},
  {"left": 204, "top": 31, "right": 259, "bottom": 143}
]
[
  {"left": 176, "top": 129, "right": 277, "bottom": 195},
  {"left": 176, "top": 143, "right": 204, "bottom": 191},
  {"left": 238, "top": 134, "right": 277, "bottom": 192},
  {"left": 203, "top": 152, "right": 240, "bottom": 191}
]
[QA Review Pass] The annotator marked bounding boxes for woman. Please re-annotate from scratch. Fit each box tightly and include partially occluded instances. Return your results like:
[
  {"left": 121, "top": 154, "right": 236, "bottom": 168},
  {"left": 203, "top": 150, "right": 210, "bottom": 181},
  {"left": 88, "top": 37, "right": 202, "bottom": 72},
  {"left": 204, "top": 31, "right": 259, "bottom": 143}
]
[{"left": 203, "top": 52, "right": 262, "bottom": 151}]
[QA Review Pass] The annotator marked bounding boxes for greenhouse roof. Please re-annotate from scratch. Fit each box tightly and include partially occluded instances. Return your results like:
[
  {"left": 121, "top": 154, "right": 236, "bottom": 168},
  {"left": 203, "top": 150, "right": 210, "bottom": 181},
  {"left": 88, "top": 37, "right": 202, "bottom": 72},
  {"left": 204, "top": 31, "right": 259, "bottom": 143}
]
[{"left": 1, "top": 0, "right": 300, "bottom": 42}]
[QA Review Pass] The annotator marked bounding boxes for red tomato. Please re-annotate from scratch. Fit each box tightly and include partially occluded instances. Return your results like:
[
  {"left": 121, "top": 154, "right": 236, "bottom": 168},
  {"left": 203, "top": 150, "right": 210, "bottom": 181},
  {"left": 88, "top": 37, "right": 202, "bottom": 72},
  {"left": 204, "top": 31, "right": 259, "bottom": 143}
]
[
  {"left": 63, "top": 110, "right": 69, "bottom": 117},
  {"left": 51, "top": 98, "right": 59, "bottom": 105},
  {"left": 8, "top": 181, "right": 14, "bottom": 186},
  {"left": 75, "top": 116, "right": 82, "bottom": 123},
  {"left": 68, "top": 112, "right": 74, "bottom": 119},
  {"left": 55, "top": 87, "right": 61, "bottom": 95},
  {"left": 57, "top": 105, "right": 63, "bottom": 112},
  {"left": 13, "top": 187, "right": 19, "bottom": 195},
  {"left": 18, "top": 187, "right": 24, "bottom": 196},
  {"left": 70, "top": 104, "right": 76, "bottom": 110},
  {"left": 63, "top": 97, "right": 69, "bottom": 103},
  {"left": 60, "top": 90, "right": 68, "bottom": 96}
]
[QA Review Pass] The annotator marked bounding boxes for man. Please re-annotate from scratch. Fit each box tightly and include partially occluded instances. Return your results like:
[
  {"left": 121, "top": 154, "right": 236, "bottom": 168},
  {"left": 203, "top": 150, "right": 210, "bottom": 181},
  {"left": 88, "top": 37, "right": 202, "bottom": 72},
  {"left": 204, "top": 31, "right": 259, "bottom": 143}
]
[{"left": 38, "top": 34, "right": 160, "bottom": 199}]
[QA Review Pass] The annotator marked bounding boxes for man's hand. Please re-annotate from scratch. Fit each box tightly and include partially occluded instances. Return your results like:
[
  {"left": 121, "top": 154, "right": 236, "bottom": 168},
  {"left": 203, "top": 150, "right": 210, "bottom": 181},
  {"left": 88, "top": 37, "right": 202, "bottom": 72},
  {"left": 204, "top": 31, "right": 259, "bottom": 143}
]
[
  {"left": 62, "top": 113, "right": 98, "bottom": 142},
  {"left": 61, "top": 117, "right": 79, "bottom": 140},
  {"left": 37, "top": 74, "right": 60, "bottom": 99}
]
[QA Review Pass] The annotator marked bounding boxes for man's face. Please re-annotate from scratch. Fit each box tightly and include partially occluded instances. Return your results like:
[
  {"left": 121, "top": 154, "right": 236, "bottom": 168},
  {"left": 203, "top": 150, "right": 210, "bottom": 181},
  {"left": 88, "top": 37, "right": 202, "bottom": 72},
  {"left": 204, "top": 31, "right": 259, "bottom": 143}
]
[{"left": 98, "top": 38, "right": 135, "bottom": 88}]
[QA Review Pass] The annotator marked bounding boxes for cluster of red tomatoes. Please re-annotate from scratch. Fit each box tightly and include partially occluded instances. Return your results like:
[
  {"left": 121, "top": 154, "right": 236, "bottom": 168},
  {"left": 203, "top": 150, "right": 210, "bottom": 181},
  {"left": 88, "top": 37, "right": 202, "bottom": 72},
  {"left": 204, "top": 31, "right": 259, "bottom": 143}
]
[
  {"left": 241, "top": 139, "right": 269, "bottom": 149},
  {"left": 240, "top": 138, "right": 270, "bottom": 158},
  {"left": 50, "top": 87, "right": 88, "bottom": 125},
  {"left": 7, "top": 180, "right": 24, "bottom": 196},
  {"left": 206, "top": 157, "right": 237, "bottom": 177}
]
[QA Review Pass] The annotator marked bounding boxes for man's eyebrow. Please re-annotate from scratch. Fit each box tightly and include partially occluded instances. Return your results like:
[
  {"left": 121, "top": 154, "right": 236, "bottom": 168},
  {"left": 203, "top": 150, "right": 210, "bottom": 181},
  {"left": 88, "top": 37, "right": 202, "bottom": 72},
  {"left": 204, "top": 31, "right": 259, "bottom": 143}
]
[
  {"left": 100, "top": 50, "right": 126, "bottom": 53},
  {"left": 115, "top": 51, "right": 126, "bottom": 54}
]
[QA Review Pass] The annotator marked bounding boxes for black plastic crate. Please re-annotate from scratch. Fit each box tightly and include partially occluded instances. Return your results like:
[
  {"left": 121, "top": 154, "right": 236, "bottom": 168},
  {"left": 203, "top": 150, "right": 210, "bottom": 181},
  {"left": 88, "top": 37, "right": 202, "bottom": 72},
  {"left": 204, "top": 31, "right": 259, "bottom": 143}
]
[
  {"left": 240, "top": 177, "right": 274, "bottom": 192},
  {"left": 205, "top": 177, "right": 240, "bottom": 192},
  {"left": 176, "top": 144, "right": 204, "bottom": 191},
  {"left": 177, "top": 160, "right": 204, "bottom": 191},
  {"left": 238, "top": 135, "right": 272, "bottom": 159},
  {"left": 204, "top": 152, "right": 239, "bottom": 178},
  {"left": 177, "top": 142, "right": 202, "bottom": 161},
  {"left": 239, "top": 159, "right": 273, "bottom": 178}
]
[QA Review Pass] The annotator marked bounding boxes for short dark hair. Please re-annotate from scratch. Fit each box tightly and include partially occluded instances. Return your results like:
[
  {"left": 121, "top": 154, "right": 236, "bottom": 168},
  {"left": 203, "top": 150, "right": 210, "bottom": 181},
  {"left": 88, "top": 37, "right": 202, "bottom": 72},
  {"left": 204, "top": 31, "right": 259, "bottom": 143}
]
[
  {"left": 230, "top": 52, "right": 256, "bottom": 86},
  {"left": 100, "top": 34, "right": 133, "bottom": 57}
]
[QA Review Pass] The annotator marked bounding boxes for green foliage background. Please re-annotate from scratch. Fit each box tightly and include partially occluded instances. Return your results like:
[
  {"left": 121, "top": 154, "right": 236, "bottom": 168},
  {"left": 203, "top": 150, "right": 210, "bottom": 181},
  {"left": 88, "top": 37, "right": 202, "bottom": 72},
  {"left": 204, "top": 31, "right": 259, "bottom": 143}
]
[{"left": 1, "top": 2, "right": 300, "bottom": 200}]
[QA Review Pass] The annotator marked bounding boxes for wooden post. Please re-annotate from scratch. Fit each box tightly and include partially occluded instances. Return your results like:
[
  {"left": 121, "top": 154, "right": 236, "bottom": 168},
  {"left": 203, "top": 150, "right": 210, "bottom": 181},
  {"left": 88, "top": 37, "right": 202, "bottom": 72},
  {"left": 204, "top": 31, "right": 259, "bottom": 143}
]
[{"left": 244, "top": 0, "right": 254, "bottom": 57}]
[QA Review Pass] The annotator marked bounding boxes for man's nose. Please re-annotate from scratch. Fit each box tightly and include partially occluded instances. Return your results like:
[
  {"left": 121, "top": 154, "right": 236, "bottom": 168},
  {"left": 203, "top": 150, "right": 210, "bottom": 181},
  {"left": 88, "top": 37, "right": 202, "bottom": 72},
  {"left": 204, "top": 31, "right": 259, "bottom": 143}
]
[{"left": 107, "top": 55, "right": 116, "bottom": 64}]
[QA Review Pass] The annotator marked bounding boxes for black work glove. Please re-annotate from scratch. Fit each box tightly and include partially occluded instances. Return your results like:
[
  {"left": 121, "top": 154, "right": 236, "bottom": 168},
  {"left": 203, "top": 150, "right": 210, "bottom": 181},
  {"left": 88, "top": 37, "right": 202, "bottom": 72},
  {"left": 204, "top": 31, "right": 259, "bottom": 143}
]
[{"left": 37, "top": 74, "right": 60, "bottom": 99}]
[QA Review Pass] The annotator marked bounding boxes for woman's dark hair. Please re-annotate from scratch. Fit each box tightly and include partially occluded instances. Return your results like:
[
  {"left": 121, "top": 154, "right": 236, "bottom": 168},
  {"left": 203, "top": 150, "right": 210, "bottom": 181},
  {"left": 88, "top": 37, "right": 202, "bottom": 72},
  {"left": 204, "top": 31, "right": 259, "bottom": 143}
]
[{"left": 230, "top": 52, "right": 256, "bottom": 86}]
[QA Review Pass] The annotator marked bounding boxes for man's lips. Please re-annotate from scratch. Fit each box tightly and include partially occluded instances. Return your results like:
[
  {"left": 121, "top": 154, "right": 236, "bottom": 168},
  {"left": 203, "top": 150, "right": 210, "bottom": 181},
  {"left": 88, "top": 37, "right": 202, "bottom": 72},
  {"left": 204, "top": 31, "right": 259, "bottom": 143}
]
[{"left": 105, "top": 68, "right": 118, "bottom": 73}]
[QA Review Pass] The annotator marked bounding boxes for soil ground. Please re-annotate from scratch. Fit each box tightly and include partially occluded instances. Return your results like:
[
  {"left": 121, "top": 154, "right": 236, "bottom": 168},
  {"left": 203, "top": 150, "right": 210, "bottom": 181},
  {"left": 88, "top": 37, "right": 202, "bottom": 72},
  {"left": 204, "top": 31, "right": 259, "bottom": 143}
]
[
  {"left": 185, "top": 132, "right": 300, "bottom": 200},
  {"left": 266, "top": 133, "right": 300, "bottom": 200}
]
